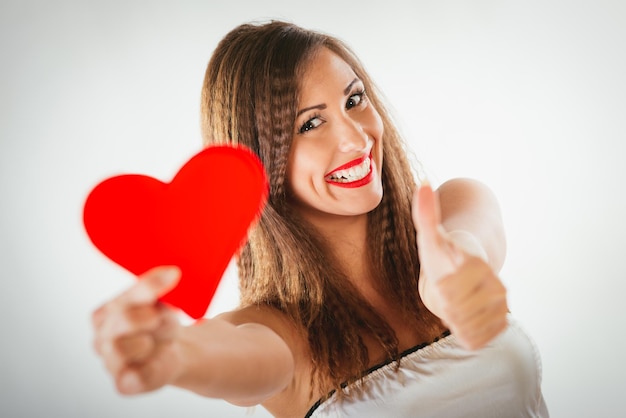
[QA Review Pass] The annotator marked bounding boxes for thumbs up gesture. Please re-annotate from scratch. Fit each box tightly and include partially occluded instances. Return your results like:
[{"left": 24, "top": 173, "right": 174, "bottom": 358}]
[{"left": 412, "top": 182, "right": 508, "bottom": 350}]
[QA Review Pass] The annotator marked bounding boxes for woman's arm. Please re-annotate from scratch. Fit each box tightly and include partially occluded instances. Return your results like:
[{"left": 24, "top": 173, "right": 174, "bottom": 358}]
[
  {"left": 172, "top": 310, "right": 295, "bottom": 407},
  {"left": 92, "top": 267, "right": 295, "bottom": 407},
  {"left": 437, "top": 177, "right": 507, "bottom": 272}
]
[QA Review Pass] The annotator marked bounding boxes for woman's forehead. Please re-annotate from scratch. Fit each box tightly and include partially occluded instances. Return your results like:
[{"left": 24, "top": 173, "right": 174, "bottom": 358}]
[{"left": 298, "top": 49, "right": 357, "bottom": 95}]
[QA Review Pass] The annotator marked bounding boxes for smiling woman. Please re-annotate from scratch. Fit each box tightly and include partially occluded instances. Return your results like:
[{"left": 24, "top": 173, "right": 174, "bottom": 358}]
[{"left": 91, "top": 20, "right": 548, "bottom": 417}]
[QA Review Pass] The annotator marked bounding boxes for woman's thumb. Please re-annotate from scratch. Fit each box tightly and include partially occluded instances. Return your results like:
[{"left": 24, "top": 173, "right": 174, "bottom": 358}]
[{"left": 412, "top": 183, "right": 458, "bottom": 281}]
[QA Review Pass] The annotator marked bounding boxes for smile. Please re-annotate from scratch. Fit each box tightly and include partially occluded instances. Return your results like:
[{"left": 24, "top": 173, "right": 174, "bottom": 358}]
[{"left": 325, "top": 154, "right": 373, "bottom": 188}]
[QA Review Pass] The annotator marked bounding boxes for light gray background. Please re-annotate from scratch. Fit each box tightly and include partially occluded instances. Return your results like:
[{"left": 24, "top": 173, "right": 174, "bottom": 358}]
[{"left": 1, "top": 1, "right": 625, "bottom": 417}]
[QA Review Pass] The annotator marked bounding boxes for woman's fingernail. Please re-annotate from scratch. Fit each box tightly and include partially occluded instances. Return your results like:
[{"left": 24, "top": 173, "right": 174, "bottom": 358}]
[
  {"left": 160, "top": 266, "right": 180, "bottom": 284},
  {"left": 120, "top": 372, "right": 141, "bottom": 393}
]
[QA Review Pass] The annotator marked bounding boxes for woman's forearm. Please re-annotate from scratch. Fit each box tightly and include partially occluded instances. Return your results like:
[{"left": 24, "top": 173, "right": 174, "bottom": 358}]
[{"left": 172, "top": 317, "right": 295, "bottom": 406}]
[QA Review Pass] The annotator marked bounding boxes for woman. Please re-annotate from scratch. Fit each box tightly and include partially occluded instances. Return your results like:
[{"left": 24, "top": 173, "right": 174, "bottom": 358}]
[{"left": 92, "top": 21, "right": 548, "bottom": 417}]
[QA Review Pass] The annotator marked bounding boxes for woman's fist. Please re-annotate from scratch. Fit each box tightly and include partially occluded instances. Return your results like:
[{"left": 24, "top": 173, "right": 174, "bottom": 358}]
[{"left": 92, "top": 266, "right": 183, "bottom": 394}]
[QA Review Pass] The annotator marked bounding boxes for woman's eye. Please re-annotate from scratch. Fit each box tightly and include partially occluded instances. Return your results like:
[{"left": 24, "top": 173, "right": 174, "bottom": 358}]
[
  {"left": 299, "top": 116, "right": 323, "bottom": 134},
  {"left": 346, "top": 90, "right": 366, "bottom": 109}
]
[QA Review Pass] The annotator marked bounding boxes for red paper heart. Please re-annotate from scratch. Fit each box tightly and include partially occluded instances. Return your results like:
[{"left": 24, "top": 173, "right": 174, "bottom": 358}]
[{"left": 83, "top": 145, "right": 268, "bottom": 319}]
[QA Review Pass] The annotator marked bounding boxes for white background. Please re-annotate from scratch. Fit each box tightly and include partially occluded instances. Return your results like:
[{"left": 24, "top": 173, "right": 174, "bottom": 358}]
[{"left": 1, "top": 1, "right": 625, "bottom": 417}]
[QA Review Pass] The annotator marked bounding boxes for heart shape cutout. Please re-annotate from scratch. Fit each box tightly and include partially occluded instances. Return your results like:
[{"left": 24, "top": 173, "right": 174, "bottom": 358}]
[{"left": 83, "top": 145, "right": 268, "bottom": 319}]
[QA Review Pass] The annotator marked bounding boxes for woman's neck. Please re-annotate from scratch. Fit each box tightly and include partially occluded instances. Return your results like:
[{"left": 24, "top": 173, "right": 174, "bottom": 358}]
[{"left": 303, "top": 212, "right": 373, "bottom": 287}]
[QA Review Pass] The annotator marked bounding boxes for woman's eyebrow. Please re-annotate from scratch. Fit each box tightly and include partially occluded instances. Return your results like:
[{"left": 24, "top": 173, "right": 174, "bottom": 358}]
[
  {"left": 297, "top": 103, "right": 327, "bottom": 117},
  {"left": 344, "top": 78, "right": 359, "bottom": 95}
]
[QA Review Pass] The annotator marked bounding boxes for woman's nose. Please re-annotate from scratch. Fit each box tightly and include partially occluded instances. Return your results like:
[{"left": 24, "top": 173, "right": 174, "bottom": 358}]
[{"left": 337, "top": 118, "right": 369, "bottom": 153}]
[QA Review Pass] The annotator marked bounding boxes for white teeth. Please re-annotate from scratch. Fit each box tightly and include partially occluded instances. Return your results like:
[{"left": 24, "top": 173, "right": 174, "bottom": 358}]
[{"left": 329, "top": 157, "right": 371, "bottom": 183}]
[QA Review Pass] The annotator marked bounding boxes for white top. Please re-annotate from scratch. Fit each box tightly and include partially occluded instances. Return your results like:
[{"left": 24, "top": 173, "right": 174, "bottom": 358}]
[{"left": 305, "top": 315, "right": 548, "bottom": 417}]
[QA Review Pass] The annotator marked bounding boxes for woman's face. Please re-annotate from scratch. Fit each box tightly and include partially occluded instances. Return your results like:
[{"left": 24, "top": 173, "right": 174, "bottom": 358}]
[{"left": 286, "top": 48, "right": 384, "bottom": 224}]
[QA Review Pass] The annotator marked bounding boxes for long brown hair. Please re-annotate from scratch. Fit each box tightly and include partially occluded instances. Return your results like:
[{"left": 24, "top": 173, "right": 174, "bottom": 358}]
[{"left": 200, "top": 20, "right": 440, "bottom": 395}]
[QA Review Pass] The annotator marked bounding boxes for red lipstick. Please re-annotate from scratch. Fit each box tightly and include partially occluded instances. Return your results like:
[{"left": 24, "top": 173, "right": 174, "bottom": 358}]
[
  {"left": 325, "top": 153, "right": 374, "bottom": 189},
  {"left": 326, "top": 154, "right": 368, "bottom": 177}
]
